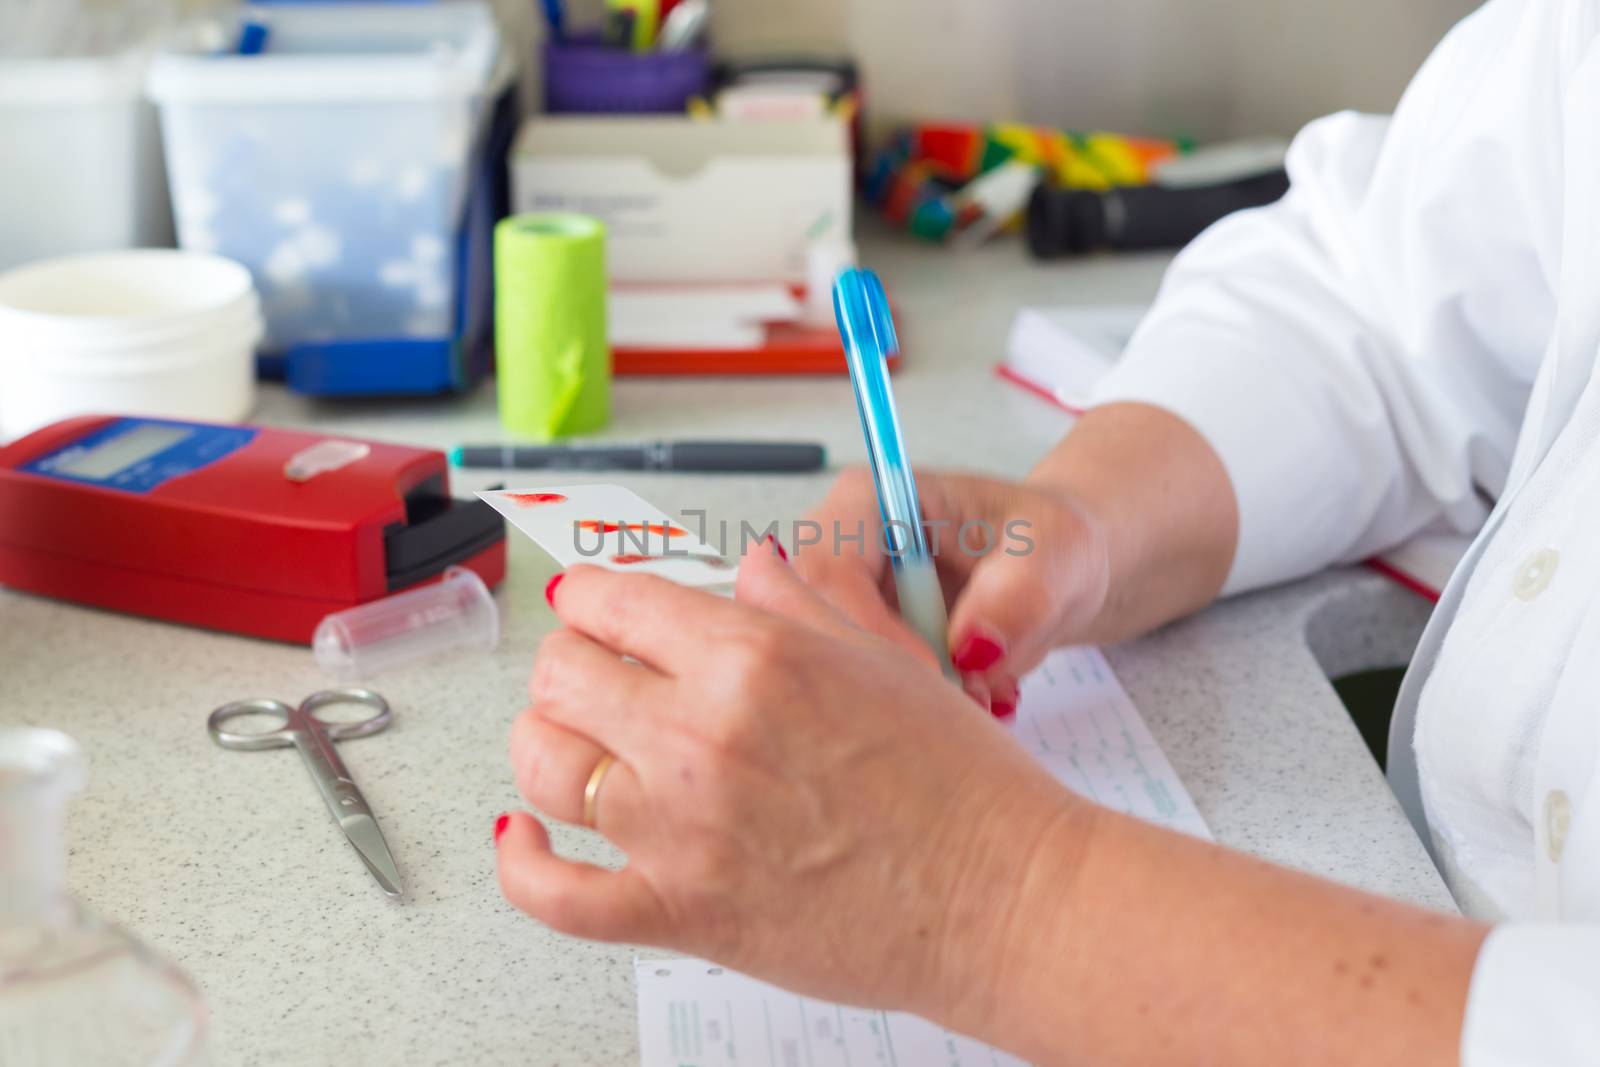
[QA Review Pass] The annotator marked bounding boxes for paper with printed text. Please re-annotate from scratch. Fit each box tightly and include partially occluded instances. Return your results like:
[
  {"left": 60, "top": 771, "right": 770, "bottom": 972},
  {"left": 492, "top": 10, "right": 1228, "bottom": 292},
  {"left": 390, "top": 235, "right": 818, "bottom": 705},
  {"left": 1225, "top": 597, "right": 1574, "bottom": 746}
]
[{"left": 637, "top": 645, "right": 1208, "bottom": 1065}]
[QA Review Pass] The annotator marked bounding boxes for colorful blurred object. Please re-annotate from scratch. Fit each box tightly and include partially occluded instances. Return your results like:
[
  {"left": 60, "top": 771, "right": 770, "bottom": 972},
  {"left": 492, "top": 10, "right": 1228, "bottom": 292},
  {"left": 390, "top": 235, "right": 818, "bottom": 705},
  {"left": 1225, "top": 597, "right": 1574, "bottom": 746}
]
[{"left": 865, "top": 122, "right": 1193, "bottom": 244}]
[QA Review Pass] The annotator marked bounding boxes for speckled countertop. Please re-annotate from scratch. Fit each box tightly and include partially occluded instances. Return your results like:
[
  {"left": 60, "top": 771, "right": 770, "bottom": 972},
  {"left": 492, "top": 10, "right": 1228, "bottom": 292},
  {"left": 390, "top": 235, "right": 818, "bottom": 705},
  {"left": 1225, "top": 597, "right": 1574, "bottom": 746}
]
[{"left": 0, "top": 233, "right": 1454, "bottom": 1065}]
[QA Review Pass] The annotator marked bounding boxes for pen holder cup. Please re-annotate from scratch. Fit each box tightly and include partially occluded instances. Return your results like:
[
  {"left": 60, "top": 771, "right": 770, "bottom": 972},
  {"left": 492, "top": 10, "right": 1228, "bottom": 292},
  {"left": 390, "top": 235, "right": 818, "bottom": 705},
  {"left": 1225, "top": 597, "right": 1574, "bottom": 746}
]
[{"left": 543, "top": 38, "right": 710, "bottom": 114}]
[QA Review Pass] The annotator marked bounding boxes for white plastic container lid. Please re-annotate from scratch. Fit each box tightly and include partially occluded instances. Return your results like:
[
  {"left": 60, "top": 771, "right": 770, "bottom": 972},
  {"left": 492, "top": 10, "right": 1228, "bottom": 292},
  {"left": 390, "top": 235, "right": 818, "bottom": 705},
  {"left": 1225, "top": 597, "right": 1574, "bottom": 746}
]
[
  {"left": 147, "top": 2, "right": 499, "bottom": 105},
  {"left": 0, "top": 250, "right": 257, "bottom": 356}
]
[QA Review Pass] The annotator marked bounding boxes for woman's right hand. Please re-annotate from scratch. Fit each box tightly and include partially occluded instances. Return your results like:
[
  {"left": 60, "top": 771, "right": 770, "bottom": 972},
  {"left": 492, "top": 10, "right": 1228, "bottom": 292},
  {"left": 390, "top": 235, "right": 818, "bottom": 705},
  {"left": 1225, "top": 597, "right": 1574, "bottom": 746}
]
[
  {"left": 793, "top": 469, "right": 1112, "bottom": 715},
  {"left": 497, "top": 553, "right": 1093, "bottom": 1040}
]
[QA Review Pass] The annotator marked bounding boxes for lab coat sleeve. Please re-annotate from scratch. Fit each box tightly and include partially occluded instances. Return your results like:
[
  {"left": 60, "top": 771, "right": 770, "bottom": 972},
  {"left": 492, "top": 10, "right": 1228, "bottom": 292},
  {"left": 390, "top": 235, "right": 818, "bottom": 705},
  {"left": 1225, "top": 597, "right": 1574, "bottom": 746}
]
[
  {"left": 1462, "top": 925, "right": 1600, "bottom": 1066},
  {"left": 1089, "top": 0, "right": 1571, "bottom": 594}
]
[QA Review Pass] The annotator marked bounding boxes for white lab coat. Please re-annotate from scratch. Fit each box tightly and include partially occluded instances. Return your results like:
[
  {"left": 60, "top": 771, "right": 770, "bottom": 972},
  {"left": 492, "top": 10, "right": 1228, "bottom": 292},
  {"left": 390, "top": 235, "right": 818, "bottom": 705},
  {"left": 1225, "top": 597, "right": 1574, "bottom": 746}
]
[{"left": 1091, "top": 0, "right": 1600, "bottom": 1060}]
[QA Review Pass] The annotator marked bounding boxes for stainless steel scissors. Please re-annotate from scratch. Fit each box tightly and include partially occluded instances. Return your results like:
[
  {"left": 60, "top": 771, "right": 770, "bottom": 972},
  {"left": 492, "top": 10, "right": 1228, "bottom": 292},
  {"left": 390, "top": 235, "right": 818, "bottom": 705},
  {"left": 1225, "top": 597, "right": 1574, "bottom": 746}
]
[{"left": 207, "top": 688, "right": 403, "bottom": 897}]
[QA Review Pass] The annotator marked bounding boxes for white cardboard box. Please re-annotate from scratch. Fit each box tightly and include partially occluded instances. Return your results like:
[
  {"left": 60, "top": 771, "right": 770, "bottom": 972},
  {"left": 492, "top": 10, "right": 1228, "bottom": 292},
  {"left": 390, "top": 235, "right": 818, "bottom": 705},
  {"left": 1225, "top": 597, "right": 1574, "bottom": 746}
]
[{"left": 511, "top": 116, "right": 852, "bottom": 284}]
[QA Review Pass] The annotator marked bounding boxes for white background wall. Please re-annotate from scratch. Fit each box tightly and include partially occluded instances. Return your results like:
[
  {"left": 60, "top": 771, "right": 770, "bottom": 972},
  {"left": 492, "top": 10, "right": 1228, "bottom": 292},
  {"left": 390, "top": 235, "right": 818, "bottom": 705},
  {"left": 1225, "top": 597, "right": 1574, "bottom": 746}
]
[{"left": 501, "top": 0, "right": 1482, "bottom": 141}]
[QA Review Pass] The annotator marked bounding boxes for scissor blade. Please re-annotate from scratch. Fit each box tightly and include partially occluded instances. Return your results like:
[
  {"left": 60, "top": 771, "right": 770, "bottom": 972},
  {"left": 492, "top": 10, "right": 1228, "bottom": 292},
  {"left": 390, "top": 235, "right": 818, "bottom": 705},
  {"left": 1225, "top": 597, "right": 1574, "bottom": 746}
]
[{"left": 340, "top": 813, "right": 403, "bottom": 897}]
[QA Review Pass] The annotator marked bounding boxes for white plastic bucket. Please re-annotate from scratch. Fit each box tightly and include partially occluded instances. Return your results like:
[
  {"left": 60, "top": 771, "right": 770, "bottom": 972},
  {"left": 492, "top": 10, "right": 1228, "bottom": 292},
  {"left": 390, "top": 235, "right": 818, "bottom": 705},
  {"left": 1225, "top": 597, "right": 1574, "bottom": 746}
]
[
  {"left": 0, "top": 250, "right": 262, "bottom": 441},
  {"left": 0, "top": 44, "right": 174, "bottom": 272}
]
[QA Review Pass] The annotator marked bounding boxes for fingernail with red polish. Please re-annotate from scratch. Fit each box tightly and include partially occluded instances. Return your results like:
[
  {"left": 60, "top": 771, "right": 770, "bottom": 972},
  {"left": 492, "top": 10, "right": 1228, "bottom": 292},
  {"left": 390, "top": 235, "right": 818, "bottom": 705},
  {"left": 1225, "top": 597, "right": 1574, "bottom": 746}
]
[
  {"left": 952, "top": 630, "right": 1006, "bottom": 673},
  {"left": 992, "top": 679, "right": 1020, "bottom": 721},
  {"left": 765, "top": 535, "right": 789, "bottom": 563},
  {"left": 493, "top": 813, "right": 510, "bottom": 845},
  {"left": 544, "top": 573, "right": 565, "bottom": 608}
]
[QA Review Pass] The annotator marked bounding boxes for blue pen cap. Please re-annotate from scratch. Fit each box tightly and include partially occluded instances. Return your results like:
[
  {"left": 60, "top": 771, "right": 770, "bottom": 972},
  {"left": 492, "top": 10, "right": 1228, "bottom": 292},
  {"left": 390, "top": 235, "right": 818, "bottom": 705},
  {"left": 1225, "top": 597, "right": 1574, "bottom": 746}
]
[
  {"left": 833, "top": 268, "right": 929, "bottom": 566},
  {"left": 834, "top": 268, "right": 899, "bottom": 360}
]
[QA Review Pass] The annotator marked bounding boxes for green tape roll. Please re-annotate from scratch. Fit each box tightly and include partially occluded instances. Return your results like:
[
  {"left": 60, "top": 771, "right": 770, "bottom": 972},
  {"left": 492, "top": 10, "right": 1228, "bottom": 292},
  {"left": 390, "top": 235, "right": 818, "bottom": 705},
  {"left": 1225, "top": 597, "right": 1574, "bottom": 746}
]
[{"left": 494, "top": 213, "right": 610, "bottom": 440}]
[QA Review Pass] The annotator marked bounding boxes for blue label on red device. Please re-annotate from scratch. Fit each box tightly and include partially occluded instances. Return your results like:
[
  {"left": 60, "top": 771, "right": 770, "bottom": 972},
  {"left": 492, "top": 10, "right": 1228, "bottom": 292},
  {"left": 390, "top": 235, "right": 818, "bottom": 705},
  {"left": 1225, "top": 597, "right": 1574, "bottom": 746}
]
[{"left": 20, "top": 418, "right": 257, "bottom": 494}]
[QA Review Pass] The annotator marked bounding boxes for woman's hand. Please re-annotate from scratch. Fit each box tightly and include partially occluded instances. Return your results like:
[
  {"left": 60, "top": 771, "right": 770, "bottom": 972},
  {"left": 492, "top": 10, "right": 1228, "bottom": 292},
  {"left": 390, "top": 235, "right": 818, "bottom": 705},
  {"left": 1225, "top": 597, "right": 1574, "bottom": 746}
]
[
  {"left": 794, "top": 403, "right": 1242, "bottom": 714},
  {"left": 495, "top": 548, "right": 1088, "bottom": 1026},
  {"left": 794, "top": 469, "right": 1111, "bottom": 715}
]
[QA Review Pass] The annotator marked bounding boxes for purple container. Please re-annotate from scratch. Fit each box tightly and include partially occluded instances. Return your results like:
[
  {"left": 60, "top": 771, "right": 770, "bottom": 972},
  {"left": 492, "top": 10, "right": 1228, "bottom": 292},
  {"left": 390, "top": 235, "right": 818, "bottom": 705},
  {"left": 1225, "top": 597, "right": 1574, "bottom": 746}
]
[{"left": 544, "top": 39, "right": 710, "bottom": 114}]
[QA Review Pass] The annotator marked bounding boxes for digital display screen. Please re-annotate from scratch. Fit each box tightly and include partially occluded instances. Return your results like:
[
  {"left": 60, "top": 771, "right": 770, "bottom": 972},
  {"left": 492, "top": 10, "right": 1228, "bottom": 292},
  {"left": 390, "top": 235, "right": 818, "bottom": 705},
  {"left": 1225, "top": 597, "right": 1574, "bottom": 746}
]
[{"left": 52, "top": 424, "right": 193, "bottom": 480}]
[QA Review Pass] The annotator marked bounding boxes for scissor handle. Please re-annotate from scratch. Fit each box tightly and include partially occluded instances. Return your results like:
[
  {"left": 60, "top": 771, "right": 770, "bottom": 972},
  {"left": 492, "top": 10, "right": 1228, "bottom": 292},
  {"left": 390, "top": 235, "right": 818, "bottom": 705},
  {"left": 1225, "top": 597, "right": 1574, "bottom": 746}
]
[
  {"left": 298, "top": 688, "right": 393, "bottom": 741},
  {"left": 208, "top": 698, "right": 297, "bottom": 750},
  {"left": 207, "top": 689, "right": 392, "bottom": 750}
]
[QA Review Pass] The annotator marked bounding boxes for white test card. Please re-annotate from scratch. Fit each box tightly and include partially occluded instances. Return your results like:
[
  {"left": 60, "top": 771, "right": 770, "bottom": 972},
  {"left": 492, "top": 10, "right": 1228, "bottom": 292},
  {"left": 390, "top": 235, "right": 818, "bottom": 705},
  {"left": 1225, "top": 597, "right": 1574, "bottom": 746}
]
[{"left": 479, "top": 485, "right": 738, "bottom": 588}]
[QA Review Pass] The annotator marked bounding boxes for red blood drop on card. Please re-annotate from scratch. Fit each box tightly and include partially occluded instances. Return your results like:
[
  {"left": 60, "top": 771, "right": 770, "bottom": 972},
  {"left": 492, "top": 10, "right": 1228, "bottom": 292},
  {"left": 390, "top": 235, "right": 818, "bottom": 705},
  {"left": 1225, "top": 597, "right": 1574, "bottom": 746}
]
[
  {"left": 611, "top": 553, "right": 730, "bottom": 568},
  {"left": 505, "top": 493, "right": 567, "bottom": 507},
  {"left": 579, "top": 520, "right": 688, "bottom": 537}
]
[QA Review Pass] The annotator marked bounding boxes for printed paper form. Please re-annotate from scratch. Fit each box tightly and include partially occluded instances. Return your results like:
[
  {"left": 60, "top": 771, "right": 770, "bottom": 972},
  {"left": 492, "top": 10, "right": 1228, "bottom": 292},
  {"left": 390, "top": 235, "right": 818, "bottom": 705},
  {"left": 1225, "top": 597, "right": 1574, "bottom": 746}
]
[
  {"left": 636, "top": 646, "right": 1209, "bottom": 1067},
  {"left": 636, "top": 960, "right": 1029, "bottom": 1067},
  {"left": 1016, "top": 646, "right": 1211, "bottom": 840}
]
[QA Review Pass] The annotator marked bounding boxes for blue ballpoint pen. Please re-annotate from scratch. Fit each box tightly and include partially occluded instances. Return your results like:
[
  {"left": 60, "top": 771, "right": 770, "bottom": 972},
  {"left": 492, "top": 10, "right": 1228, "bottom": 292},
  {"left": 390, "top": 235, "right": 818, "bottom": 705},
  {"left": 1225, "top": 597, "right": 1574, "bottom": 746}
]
[{"left": 833, "top": 268, "right": 956, "bottom": 679}]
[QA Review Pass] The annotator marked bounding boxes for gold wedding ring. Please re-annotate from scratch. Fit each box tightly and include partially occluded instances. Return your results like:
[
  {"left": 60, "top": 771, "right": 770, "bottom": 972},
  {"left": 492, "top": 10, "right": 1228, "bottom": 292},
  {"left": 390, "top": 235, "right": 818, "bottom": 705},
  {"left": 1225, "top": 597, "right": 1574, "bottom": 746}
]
[{"left": 582, "top": 754, "right": 617, "bottom": 829}]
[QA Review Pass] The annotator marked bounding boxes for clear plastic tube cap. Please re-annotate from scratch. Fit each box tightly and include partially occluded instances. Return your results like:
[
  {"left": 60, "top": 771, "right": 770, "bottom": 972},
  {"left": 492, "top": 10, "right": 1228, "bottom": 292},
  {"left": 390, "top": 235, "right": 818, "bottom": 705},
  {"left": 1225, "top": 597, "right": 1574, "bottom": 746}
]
[{"left": 313, "top": 566, "right": 499, "bottom": 681}]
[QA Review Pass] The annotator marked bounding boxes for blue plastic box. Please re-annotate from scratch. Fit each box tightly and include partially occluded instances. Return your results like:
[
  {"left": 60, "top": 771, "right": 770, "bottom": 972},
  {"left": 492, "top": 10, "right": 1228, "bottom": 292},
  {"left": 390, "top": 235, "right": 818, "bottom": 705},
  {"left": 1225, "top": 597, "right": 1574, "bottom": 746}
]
[{"left": 148, "top": 2, "right": 509, "bottom": 395}]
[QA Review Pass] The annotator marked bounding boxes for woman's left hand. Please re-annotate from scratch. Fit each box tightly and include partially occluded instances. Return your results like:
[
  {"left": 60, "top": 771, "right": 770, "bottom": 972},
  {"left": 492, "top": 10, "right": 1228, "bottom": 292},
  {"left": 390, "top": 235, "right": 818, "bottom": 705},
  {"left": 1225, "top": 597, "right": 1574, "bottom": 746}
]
[{"left": 496, "top": 546, "right": 1088, "bottom": 1025}]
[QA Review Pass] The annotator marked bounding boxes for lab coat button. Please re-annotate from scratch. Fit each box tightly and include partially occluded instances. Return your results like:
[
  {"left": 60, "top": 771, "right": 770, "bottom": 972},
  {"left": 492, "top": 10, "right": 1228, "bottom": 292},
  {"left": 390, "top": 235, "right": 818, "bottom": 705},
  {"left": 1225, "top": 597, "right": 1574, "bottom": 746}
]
[
  {"left": 1513, "top": 549, "right": 1560, "bottom": 601},
  {"left": 1545, "top": 790, "right": 1572, "bottom": 863}
]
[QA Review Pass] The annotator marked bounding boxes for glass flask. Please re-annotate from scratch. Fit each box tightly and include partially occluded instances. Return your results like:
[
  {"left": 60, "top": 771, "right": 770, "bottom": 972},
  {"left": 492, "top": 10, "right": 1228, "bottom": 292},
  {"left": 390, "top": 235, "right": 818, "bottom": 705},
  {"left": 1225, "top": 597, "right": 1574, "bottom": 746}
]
[{"left": 0, "top": 726, "right": 207, "bottom": 1066}]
